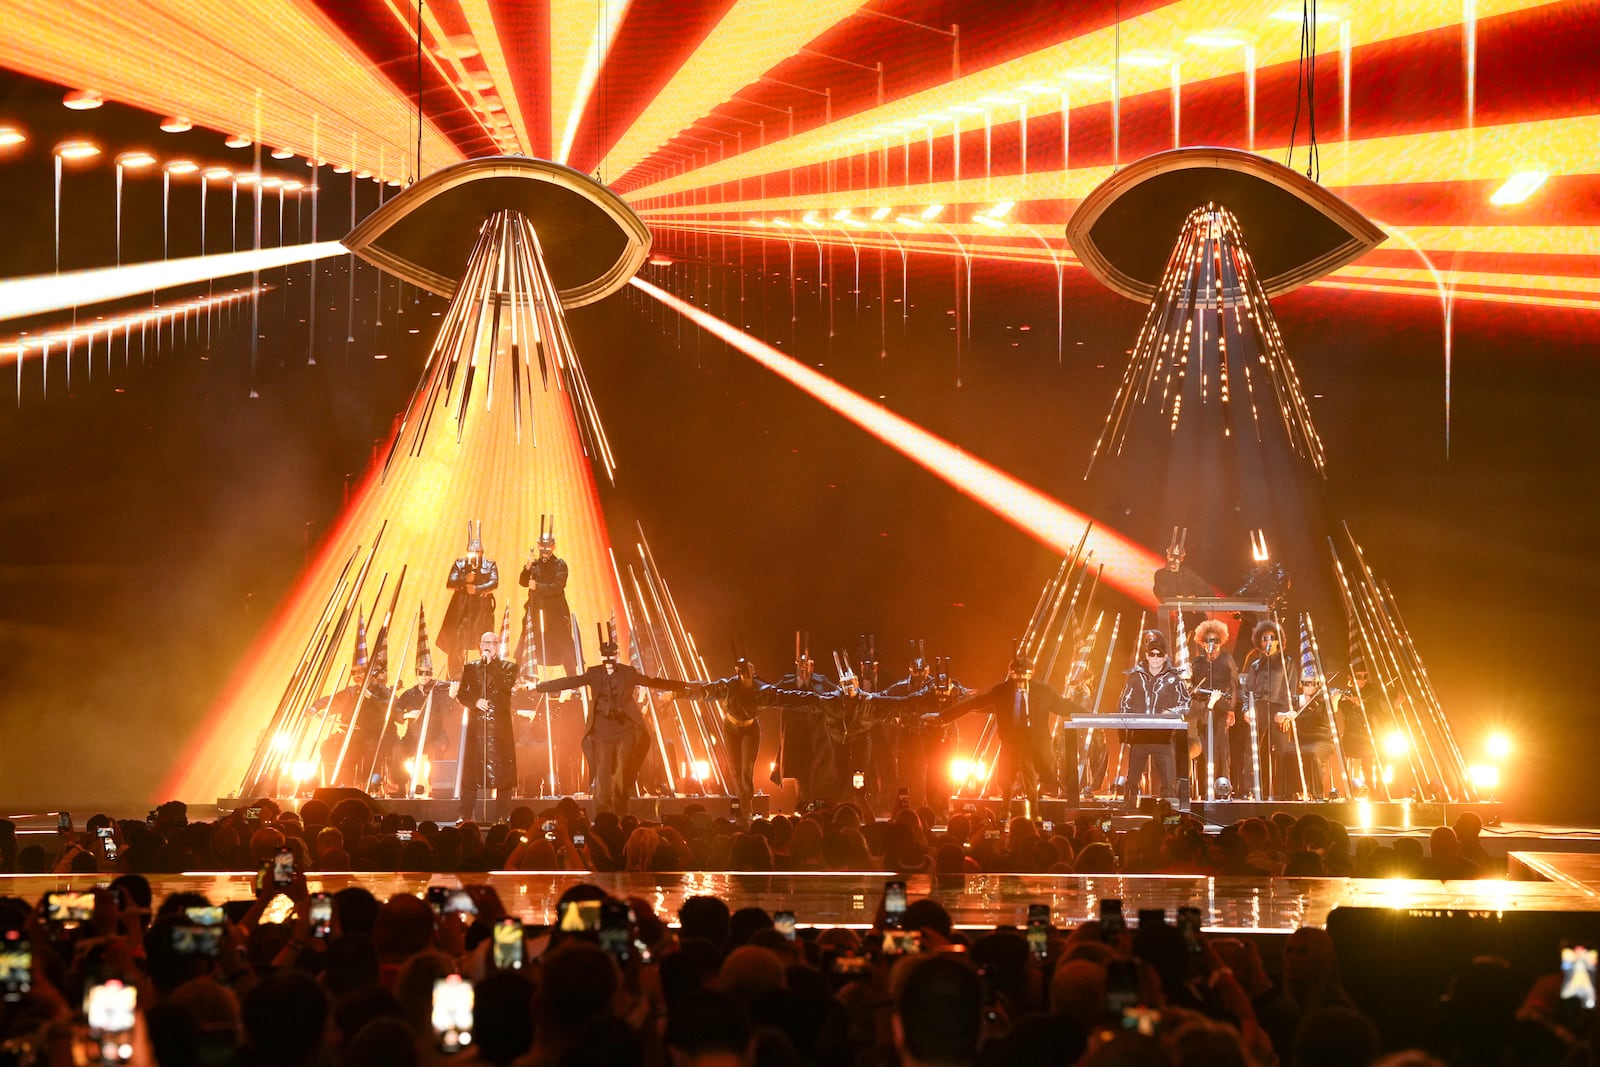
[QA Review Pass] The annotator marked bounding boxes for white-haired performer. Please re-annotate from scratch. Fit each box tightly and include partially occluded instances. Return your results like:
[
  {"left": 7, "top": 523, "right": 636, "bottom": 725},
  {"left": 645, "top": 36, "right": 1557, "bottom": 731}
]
[{"left": 1188, "top": 619, "right": 1239, "bottom": 799}]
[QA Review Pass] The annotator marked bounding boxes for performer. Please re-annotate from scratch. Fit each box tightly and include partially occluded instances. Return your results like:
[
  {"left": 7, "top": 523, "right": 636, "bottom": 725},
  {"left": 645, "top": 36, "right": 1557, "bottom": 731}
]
[
  {"left": 695, "top": 656, "right": 814, "bottom": 815},
  {"left": 1233, "top": 535, "right": 1291, "bottom": 662},
  {"left": 516, "top": 518, "right": 577, "bottom": 677},
  {"left": 1115, "top": 630, "right": 1191, "bottom": 805},
  {"left": 440, "top": 522, "right": 499, "bottom": 680},
  {"left": 1240, "top": 620, "right": 1292, "bottom": 799},
  {"left": 929, "top": 649, "right": 1074, "bottom": 818},
  {"left": 884, "top": 644, "right": 971, "bottom": 815},
  {"left": 772, "top": 636, "right": 839, "bottom": 807},
  {"left": 1188, "top": 620, "right": 1237, "bottom": 800},
  {"left": 454, "top": 630, "right": 520, "bottom": 820},
  {"left": 1153, "top": 528, "right": 1209, "bottom": 634},
  {"left": 391, "top": 660, "right": 456, "bottom": 792},
  {"left": 1335, "top": 658, "right": 1381, "bottom": 799},
  {"left": 813, "top": 654, "right": 927, "bottom": 809},
  {"left": 1281, "top": 673, "right": 1339, "bottom": 799},
  {"left": 314, "top": 620, "right": 392, "bottom": 789},
  {"left": 534, "top": 623, "right": 696, "bottom": 815}
]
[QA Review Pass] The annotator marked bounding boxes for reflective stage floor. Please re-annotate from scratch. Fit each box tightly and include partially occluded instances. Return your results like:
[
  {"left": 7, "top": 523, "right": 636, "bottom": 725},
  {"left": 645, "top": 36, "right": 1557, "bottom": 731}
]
[{"left": 7, "top": 855, "right": 1600, "bottom": 934}]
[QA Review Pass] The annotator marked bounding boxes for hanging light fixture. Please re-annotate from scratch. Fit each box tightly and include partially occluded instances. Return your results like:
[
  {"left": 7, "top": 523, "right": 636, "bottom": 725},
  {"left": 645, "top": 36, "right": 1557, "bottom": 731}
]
[
  {"left": 159, "top": 116, "right": 193, "bottom": 133},
  {"left": 63, "top": 89, "right": 104, "bottom": 110}
]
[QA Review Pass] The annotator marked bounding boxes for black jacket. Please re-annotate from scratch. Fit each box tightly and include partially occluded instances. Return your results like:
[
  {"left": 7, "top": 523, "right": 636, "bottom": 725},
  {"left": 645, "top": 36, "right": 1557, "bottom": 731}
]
[
  {"left": 1116, "top": 663, "right": 1190, "bottom": 718},
  {"left": 535, "top": 663, "right": 694, "bottom": 732}
]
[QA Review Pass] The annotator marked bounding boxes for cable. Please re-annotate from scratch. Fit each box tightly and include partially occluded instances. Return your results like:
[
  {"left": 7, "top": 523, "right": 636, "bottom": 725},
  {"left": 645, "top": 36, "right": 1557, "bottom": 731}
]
[{"left": 416, "top": 0, "right": 424, "bottom": 180}]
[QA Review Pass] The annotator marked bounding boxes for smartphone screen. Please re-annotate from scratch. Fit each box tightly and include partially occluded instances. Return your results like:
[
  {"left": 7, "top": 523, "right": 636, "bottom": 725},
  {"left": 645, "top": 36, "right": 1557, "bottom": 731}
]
[
  {"left": 573, "top": 831, "right": 586, "bottom": 847},
  {"left": 774, "top": 911, "right": 796, "bottom": 942},
  {"left": 542, "top": 820, "right": 556, "bottom": 842},
  {"left": 396, "top": 829, "right": 413, "bottom": 842},
  {"left": 425, "top": 886, "right": 451, "bottom": 915},
  {"left": 1027, "top": 904, "right": 1050, "bottom": 960},
  {"left": 1042, "top": 819, "right": 1054, "bottom": 834},
  {"left": 86, "top": 979, "right": 137, "bottom": 1064},
  {"left": 446, "top": 890, "right": 478, "bottom": 917},
  {"left": 45, "top": 891, "right": 96, "bottom": 925},
  {"left": 730, "top": 799, "right": 742, "bottom": 818},
  {"left": 171, "top": 924, "right": 222, "bottom": 957},
  {"left": 243, "top": 807, "right": 261, "bottom": 821},
  {"left": 260, "top": 895, "right": 296, "bottom": 925},
  {"left": 558, "top": 899, "right": 601, "bottom": 933},
  {"left": 883, "top": 928, "right": 923, "bottom": 957},
  {"left": 1177, "top": 907, "right": 1203, "bottom": 953},
  {"left": 883, "top": 881, "right": 907, "bottom": 929},
  {"left": 493, "top": 919, "right": 524, "bottom": 970},
  {"left": 0, "top": 930, "right": 30, "bottom": 1003},
  {"left": 432, "top": 975, "right": 474, "bottom": 1054},
  {"left": 1099, "top": 898, "right": 1126, "bottom": 939},
  {"left": 1099, "top": 817, "right": 1114, "bottom": 835},
  {"left": 309, "top": 894, "right": 334, "bottom": 939},
  {"left": 852, "top": 771, "right": 866, "bottom": 790},
  {"left": 57, "top": 812, "right": 72, "bottom": 833},
  {"left": 598, "top": 902, "right": 633, "bottom": 963},
  {"left": 271, "top": 847, "right": 295, "bottom": 887},
  {"left": 1562, "top": 945, "right": 1598, "bottom": 1010}
]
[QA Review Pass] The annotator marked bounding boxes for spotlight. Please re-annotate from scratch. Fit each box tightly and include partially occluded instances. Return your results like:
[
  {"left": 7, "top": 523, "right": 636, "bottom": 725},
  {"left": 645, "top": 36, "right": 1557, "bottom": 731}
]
[
  {"left": 691, "top": 760, "right": 711, "bottom": 781},
  {"left": 919, "top": 203, "right": 944, "bottom": 220},
  {"left": 52, "top": 139, "right": 100, "bottom": 161},
  {"left": 1486, "top": 732, "right": 1512, "bottom": 760},
  {"left": 203, "top": 166, "right": 232, "bottom": 180},
  {"left": 949, "top": 758, "right": 972, "bottom": 783},
  {"left": 270, "top": 147, "right": 294, "bottom": 159},
  {"left": 62, "top": 89, "right": 104, "bottom": 110},
  {"left": 164, "top": 159, "right": 198, "bottom": 175},
  {"left": 224, "top": 134, "right": 252, "bottom": 149},
  {"left": 159, "top": 116, "right": 193, "bottom": 133},
  {"left": 1489, "top": 171, "right": 1548, "bottom": 206},
  {"left": 115, "top": 151, "right": 157, "bottom": 169},
  {"left": 870, "top": 206, "right": 892, "bottom": 221},
  {"left": 0, "top": 126, "right": 28, "bottom": 149},
  {"left": 1467, "top": 764, "right": 1501, "bottom": 790},
  {"left": 1382, "top": 731, "right": 1408, "bottom": 759}
]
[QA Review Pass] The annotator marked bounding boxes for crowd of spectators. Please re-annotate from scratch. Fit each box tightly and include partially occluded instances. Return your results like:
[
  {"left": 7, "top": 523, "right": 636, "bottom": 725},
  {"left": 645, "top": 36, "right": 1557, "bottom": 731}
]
[
  {"left": 0, "top": 799, "right": 1501, "bottom": 881},
  {"left": 0, "top": 798, "right": 1582, "bottom": 1067}
]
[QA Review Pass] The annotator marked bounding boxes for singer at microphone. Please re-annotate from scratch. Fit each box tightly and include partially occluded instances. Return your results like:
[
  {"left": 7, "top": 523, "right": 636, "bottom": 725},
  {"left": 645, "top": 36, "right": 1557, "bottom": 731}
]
[{"left": 455, "top": 631, "right": 519, "bottom": 820}]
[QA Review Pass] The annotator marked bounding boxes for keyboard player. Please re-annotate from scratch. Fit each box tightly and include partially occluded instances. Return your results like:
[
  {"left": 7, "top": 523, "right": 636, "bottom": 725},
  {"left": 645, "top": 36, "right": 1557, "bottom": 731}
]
[{"left": 1116, "top": 629, "right": 1192, "bottom": 805}]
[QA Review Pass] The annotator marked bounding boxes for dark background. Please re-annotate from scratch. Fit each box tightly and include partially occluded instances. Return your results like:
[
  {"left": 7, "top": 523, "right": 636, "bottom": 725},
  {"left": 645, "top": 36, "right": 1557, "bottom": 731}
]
[{"left": 1, "top": 70, "right": 1595, "bottom": 822}]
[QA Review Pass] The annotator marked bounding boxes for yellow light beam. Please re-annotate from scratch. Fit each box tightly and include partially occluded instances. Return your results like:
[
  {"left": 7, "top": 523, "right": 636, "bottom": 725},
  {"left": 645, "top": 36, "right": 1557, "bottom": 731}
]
[
  {"left": 0, "top": 242, "right": 346, "bottom": 323},
  {"left": 623, "top": 0, "right": 1561, "bottom": 201},
  {"left": 555, "top": 0, "right": 634, "bottom": 165},
  {"left": 549, "top": 0, "right": 604, "bottom": 164},
  {"left": 599, "top": 0, "right": 868, "bottom": 177},
  {"left": 458, "top": 0, "right": 536, "bottom": 155},
  {"left": 631, "top": 276, "right": 1167, "bottom": 602},
  {"left": 0, "top": 0, "right": 462, "bottom": 178}
]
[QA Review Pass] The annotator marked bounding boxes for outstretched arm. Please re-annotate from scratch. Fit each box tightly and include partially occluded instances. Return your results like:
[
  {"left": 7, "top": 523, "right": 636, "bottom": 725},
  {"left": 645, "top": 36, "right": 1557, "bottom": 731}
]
[{"left": 534, "top": 671, "right": 590, "bottom": 694}]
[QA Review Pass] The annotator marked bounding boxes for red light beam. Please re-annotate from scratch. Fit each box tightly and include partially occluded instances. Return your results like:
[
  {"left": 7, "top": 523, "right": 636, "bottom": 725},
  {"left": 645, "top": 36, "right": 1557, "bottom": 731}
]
[{"left": 630, "top": 276, "right": 1163, "bottom": 604}]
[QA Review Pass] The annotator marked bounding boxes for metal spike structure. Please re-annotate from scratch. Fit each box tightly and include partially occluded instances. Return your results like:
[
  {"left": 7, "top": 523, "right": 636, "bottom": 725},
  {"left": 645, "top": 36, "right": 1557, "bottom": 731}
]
[
  {"left": 1086, "top": 204, "right": 1328, "bottom": 478},
  {"left": 1329, "top": 524, "right": 1476, "bottom": 801},
  {"left": 612, "top": 522, "right": 734, "bottom": 798},
  {"left": 174, "top": 204, "right": 635, "bottom": 802}
]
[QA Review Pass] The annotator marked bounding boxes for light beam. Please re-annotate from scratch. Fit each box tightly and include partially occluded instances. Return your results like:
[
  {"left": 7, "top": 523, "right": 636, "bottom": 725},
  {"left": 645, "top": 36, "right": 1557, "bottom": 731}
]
[{"left": 631, "top": 276, "right": 1164, "bottom": 603}]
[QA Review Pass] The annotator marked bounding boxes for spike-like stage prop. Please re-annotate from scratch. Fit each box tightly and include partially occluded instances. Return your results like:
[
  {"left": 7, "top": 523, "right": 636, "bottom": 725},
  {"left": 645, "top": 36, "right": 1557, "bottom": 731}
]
[{"left": 167, "top": 158, "right": 737, "bottom": 815}]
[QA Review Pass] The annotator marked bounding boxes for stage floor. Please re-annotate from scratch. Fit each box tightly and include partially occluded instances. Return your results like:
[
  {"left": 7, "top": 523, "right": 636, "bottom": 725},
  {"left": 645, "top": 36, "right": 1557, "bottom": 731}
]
[{"left": 5, "top": 858, "right": 1600, "bottom": 934}]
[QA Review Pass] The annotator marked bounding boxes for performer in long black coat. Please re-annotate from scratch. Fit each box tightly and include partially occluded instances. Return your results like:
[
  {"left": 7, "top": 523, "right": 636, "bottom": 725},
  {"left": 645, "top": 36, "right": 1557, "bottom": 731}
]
[
  {"left": 455, "top": 631, "right": 520, "bottom": 820},
  {"left": 884, "top": 654, "right": 971, "bottom": 816},
  {"left": 534, "top": 631, "right": 696, "bottom": 814},
  {"left": 440, "top": 523, "right": 499, "bottom": 680},
  {"left": 772, "top": 656, "right": 839, "bottom": 807},
  {"left": 929, "top": 652, "right": 1074, "bottom": 817},
  {"left": 516, "top": 529, "right": 576, "bottom": 676}
]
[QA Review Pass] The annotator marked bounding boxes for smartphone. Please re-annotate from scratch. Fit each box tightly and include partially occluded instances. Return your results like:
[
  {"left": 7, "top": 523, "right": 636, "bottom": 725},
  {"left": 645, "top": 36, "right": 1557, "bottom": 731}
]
[
  {"left": 1042, "top": 819, "right": 1054, "bottom": 834},
  {"left": 1138, "top": 908, "right": 1167, "bottom": 929},
  {"left": 1163, "top": 814, "right": 1182, "bottom": 827},
  {"left": 1106, "top": 958, "right": 1140, "bottom": 1015},
  {"left": 896, "top": 788, "right": 910, "bottom": 811},
  {"left": 1561, "top": 944, "right": 1598, "bottom": 1011},
  {"left": 492, "top": 918, "right": 524, "bottom": 970},
  {"left": 852, "top": 771, "right": 866, "bottom": 790},
  {"left": 542, "top": 820, "right": 556, "bottom": 842},
  {"left": 730, "top": 798, "right": 742, "bottom": 819},
  {"left": 830, "top": 953, "right": 871, "bottom": 976},
  {"left": 97, "top": 826, "right": 119, "bottom": 861},
  {"left": 883, "top": 881, "right": 907, "bottom": 929},
  {"left": 1177, "top": 906, "right": 1203, "bottom": 954},
  {"left": 85, "top": 979, "right": 137, "bottom": 1064},
  {"left": 260, "top": 895, "right": 296, "bottom": 925},
  {"left": 57, "top": 812, "right": 72, "bottom": 833},
  {"left": 774, "top": 911, "right": 797, "bottom": 942},
  {"left": 573, "top": 831, "right": 586, "bottom": 848},
  {"left": 271, "top": 847, "right": 295, "bottom": 887},
  {"left": 445, "top": 890, "right": 477, "bottom": 917},
  {"left": 883, "top": 928, "right": 923, "bottom": 956},
  {"left": 432, "top": 974, "right": 474, "bottom": 1054},
  {"left": 1027, "top": 904, "right": 1050, "bottom": 960},
  {"left": 0, "top": 930, "right": 30, "bottom": 1003},
  {"left": 309, "top": 893, "right": 334, "bottom": 939},
  {"left": 558, "top": 899, "right": 601, "bottom": 934},
  {"left": 185, "top": 906, "right": 224, "bottom": 927},
  {"left": 599, "top": 901, "right": 636, "bottom": 963},
  {"left": 45, "top": 891, "right": 96, "bottom": 925},
  {"left": 425, "top": 886, "right": 452, "bottom": 915},
  {"left": 1099, "top": 898, "right": 1126, "bottom": 939},
  {"left": 1099, "top": 817, "right": 1114, "bottom": 835},
  {"left": 977, "top": 964, "right": 1000, "bottom": 1024},
  {"left": 396, "top": 829, "right": 413, "bottom": 842},
  {"left": 984, "top": 830, "right": 1001, "bottom": 842},
  {"left": 243, "top": 807, "right": 261, "bottom": 821},
  {"left": 171, "top": 923, "right": 222, "bottom": 957}
]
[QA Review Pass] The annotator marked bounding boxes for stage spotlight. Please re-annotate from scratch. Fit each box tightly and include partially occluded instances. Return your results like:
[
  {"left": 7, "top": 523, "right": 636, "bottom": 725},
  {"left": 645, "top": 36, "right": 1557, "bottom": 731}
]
[
  {"left": 0, "top": 126, "right": 25, "bottom": 149},
  {"left": 949, "top": 758, "right": 972, "bottom": 783},
  {"left": 62, "top": 89, "right": 104, "bottom": 110},
  {"left": 270, "top": 146, "right": 294, "bottom": 159},
  {"left": 203, "top": 166, "right": 231, "bottom": 180},
  {"left": 115, "top": 151, "right": 157, "bottom": 170},
  {"left": 1468, "top": 764, "right": 1501, "bottom": 790},
  {"left": 691, "top": 760, "right": 712, "bottom": 782},
  {"left": 224, "top": 134, "right": 252, "bottom": 148},
  {"left": 53, "top": 140, "right": 100, "bottom": 161},
  {"left": 159, "top": 116, "right": 192, "bottom": 133},
  {"left": 1383, "top": 731, "right": 1409, "bottom": 759},
  {"left": 1486, "top": 732, "right": 1513, "bottom": 760},
  {"left": 164, "top": 159, "right": 198, "bottom": 175}
]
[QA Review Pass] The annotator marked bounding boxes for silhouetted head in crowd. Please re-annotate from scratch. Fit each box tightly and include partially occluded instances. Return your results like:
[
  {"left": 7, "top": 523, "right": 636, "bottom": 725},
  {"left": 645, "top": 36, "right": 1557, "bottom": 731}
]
[
  {"left": 893, "top": 955, "right": 982, "bottom": 1067},
  {"left": 472, "top": 969, "right": 536, "bottom": 1066},
  {"left": 665, "top": 990, "right": 753, "bottom": 1067},
  {"left": 242, "top": 969, "right": 329, "bottom": 1067}
]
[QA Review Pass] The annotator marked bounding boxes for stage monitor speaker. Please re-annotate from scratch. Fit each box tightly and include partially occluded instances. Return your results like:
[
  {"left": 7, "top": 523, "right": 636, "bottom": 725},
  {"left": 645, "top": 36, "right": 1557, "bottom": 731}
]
[{"left": 310, "top": 787, "right": 385, "bottom": 813}]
